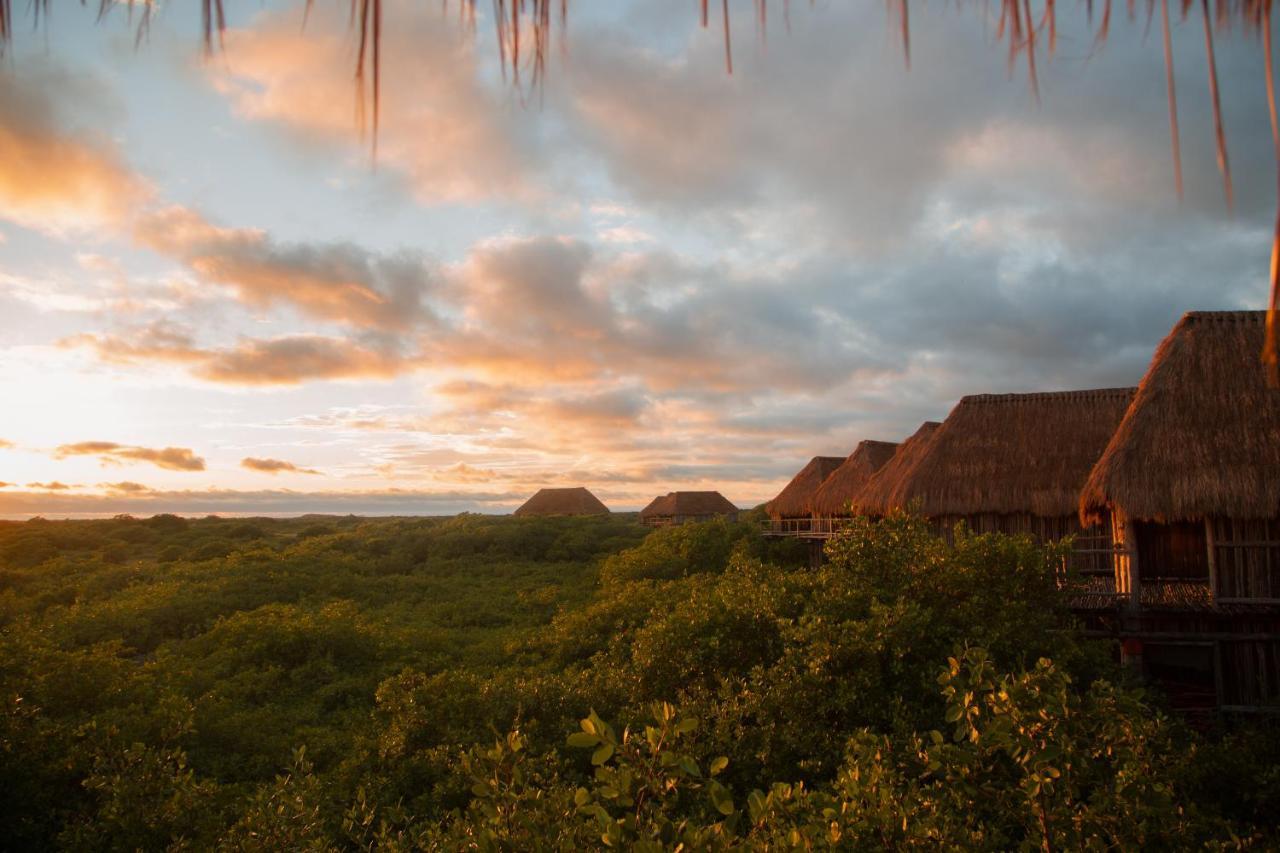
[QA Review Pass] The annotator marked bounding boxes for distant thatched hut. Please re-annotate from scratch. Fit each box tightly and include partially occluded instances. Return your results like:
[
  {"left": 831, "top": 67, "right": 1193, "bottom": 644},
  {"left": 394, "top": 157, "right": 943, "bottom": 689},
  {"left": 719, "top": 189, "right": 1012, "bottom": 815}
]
[
  {"left": 854, "top": 391, "right": 1133, "bottom": 572},
  {"left": 766, "top": 456, "right": 844, "bottom": 528},
  {"left": 513, "top": 487, "right": 610, "bottom": 517},
  {"left": 848, "top": 422, "right": 942, "bottom": 517},
  {"left": 1080, "top": 311, "right": 1280, "bottom": 711},
  {"left": 640, "top": 491, "right": 739, "bottom": 527},
  {"left": 809, "top": 440, "right": 899, "bottom": 519}
]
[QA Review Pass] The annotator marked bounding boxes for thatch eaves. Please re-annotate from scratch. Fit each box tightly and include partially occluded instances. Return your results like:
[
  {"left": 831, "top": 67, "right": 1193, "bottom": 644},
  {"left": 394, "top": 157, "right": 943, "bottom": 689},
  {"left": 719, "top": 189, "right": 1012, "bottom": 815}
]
[
  {"left": 810, "top": 440, "right": 899, "bottom": 517},
  {"left": 1081, "top": 311, "right": 1280, "bottom": 523},
  {"left": 871, "top": 388, "right": 1134, "bottom": 519},
  {"left": 513, "top": 486, "right": 610, "bottom": 516},
  {"left": 848, "top": 422, "right": 942, "bottom": 516},
  {"left": 766, "top": 456, "right": 844, "bottom": 519}
]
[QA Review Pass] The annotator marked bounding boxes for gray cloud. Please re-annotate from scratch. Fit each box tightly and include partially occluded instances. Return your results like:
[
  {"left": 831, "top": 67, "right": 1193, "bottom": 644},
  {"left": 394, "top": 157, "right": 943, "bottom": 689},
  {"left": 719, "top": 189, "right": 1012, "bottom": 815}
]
[
  {"left": 560, "top": 5, "right": 1274, "bottom": 245},
  {"left": 19, "top": 4, "right": 1277, "bottom": 507}
]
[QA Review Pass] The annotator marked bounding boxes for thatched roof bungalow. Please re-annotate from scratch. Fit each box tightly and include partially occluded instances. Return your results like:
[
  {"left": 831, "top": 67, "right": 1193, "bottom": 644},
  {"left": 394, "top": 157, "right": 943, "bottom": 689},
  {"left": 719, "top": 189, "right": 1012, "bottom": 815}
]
[
  {"left": 809, "top": 440, "right": 899, "bottom": 518},
  {"left": 766, "top": 456, "right": 844, "bottom": 522},
  {"left": 640, "top": 491, "right": 739, "bottom": 527},
  {"left": 1079, "top": 311, "right": 1280, "bottom": 711},
  {"left": 513, "top": 487, "right": 610, "bottom": 517},
  {"left": 856, "top": 391, "right": 1133, "bottom": 551},
  {"left": 1081, "top": 312, "right": 1280, "bottom": 603},
  {"left": 848, "top": 421, "right": 942, "bottom": 517}
]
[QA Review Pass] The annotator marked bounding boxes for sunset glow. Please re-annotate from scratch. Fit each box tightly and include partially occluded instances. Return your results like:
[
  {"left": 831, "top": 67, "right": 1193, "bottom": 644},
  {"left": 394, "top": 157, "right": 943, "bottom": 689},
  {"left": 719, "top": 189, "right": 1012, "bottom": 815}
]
[{"left": 1, "top": 1, "right": 1273, "bottom": 516}]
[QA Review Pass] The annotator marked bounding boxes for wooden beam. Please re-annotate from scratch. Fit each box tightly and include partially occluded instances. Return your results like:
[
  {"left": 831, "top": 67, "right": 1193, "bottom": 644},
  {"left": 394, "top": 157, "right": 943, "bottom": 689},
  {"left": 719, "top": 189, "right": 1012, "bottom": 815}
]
[{"left": 1214, "top": 639, "right": 1226, "bottom": 707}]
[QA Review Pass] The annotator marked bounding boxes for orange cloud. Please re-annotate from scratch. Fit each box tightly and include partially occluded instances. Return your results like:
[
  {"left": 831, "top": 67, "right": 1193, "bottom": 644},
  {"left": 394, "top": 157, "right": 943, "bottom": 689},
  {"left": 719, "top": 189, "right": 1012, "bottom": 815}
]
[
  {"left": 99, "top": 481, "right": 152, "bottom": 493},
  {"left": 195, "top": 336, "right": 410, "bottom": 385},
  {"left": 135, "top": 207, "right": 435, "bottom": 331},
  {"left": 26, "top": 481, "right": 76, "bottom": 490},
  {"left": 0, "top": 68, "right": 151, "bottom": 234},
  {"left": 60, "top": 322, "right": 207, "bottom": 366},
  {"left": 62, "top": 326, "right": 413, "bottom": 386},
  {"left": 435, "top": 462, "right": 506, "bottom": 483},
  {"left": 206, "top": 4, "right": 538, "bottom": 205},
  {"left": 241, "top": 457, "right": 322, "bottom": 475},
  {"left": 53, "top": 442, "right": 206, "bottom": 471}
]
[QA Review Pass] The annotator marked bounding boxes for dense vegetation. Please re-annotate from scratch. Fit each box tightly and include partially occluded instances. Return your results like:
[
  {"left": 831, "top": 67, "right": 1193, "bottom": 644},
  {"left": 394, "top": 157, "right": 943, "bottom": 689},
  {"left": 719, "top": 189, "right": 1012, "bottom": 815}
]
[{"left": 0, "top": 511, "right": 1276, "bottom": 849}]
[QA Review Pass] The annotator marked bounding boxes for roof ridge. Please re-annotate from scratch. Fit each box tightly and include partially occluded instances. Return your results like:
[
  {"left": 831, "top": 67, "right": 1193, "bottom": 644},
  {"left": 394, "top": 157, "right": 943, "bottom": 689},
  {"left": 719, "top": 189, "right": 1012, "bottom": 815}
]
[
  {"left": 1184, "top": 310, "right": 1265, "bottom": 323},
  {"left": 959, "top": 388, "right": 1137, "bottom": 404}
]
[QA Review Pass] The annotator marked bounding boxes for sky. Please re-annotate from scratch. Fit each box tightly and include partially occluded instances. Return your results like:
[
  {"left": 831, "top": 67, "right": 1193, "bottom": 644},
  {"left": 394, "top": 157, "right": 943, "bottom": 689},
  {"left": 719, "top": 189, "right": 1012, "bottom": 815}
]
[{"left": 0, "top": 1, "right": 1274, "bottom": 516}]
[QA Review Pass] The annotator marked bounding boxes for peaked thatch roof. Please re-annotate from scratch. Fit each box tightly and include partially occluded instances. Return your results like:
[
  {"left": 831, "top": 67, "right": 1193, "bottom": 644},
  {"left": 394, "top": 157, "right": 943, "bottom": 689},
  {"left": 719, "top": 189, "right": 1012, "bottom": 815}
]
[
  {"left": 765, "top": 456, "right": 844, "bottom": 519},
  {"left": 810, "top": 440, "right": 900, "bottom": 517},
  {"left": 1081, "top": 311, "right": 1280, "bottom": 523},
  {"left": 639, "top": 491, "right": 738, "bottom": 520},
  {"left": 849, "top": 422, "right": 942, "bottom": 516},
  {"left": 513, "top": 487, "right": 610, "bottom": 517},
  {"left": 858, "top": 389, "right": 1135, "bottom": 519}
]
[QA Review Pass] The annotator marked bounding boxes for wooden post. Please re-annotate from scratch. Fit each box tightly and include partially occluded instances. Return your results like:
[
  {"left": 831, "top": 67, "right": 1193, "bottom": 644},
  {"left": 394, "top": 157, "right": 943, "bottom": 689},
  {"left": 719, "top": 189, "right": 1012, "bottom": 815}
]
[
  {"left": 1205, "top": 517, "right": 1218, "bottom": 603},
  {"left": 808, "top": 539, "right": 824, "bottom": 570},
  {"left": 1123, "top": 513, "right": 1140, "bottom": 606},
  {"left": 1213, "top": 640, "right": 1226, "bottom": 709}
]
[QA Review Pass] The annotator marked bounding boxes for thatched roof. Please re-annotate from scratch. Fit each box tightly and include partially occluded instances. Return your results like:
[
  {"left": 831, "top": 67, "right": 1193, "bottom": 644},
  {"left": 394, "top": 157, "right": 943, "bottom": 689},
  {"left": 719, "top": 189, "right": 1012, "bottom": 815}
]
[
  {"left": 856, "top": 389, "right": 1135, "bottom": 519},
  {"left": 513, "top": 487, "right": 610, "bottom": 517},
  {"left": 809, "top": 440, "right": 899, "bottom": 517},
  {"left": 765, "top": 456, "right": 844, "bottom": 519},
  {"left": 1081, "top": 311, "right": 1280, "bottom": 523},
  {"left": 639, "top": 491, "right": 739, "bottom": 520},
  {"left": 849, "top": 421, "right": 942, "bottom": 515}
]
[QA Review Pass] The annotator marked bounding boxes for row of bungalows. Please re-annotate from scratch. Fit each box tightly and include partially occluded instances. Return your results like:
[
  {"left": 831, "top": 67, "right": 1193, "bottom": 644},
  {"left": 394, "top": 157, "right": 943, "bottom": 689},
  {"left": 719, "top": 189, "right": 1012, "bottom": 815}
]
[
  {"left": 764, "top": 311, "right": 1280, "bottom": 712},
  {"left": 854, "top": 389, "right": 1134, "bottom": 575},
  {"left": 764, "top": 455, "right": 846, "bottom": 535}
]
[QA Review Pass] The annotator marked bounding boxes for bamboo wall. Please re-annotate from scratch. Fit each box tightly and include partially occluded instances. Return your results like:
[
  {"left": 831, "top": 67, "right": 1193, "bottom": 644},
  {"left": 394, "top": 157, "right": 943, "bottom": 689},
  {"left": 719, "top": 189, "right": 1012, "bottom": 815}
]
[{"left": 1211, "top": 517, "right": 1280, "bottom": 602}]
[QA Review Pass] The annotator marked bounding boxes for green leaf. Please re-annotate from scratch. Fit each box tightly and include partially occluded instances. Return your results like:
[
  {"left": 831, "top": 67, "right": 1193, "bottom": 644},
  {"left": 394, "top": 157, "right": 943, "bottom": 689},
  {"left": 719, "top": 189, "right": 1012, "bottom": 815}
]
[
  {"left": 709, "top": 756, "right": 729, "bottom": 776},
  {"left": 674, "top": 717, "right": 698, "bottom": 735},
  {"left": 592, "top": 743, "right": 615, "bottom": 766},
  {"left": 568, "top": 732, "right": 601, "bottom": 748},
  {"left": 710, "top": 783, "right": 734, "bottom": 816},
  {"left": 574, "top": 787, "right": 591, "bottom": 807}
]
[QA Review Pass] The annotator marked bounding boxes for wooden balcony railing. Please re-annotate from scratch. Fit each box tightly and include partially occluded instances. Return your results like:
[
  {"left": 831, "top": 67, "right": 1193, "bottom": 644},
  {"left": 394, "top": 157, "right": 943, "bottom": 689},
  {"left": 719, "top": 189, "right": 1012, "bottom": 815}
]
[{"left": 761, "top": 517, "right": 857, "bottom": 538}]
